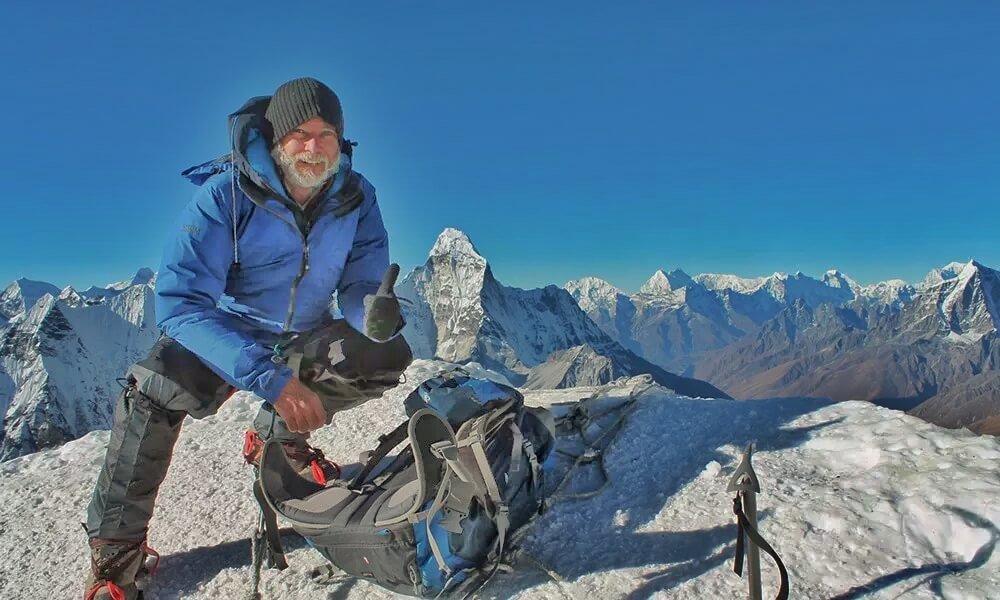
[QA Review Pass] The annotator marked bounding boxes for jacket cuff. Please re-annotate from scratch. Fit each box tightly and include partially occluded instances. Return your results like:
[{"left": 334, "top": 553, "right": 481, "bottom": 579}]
[{"left": 255, "top": 364, "right": 294, "bottom": 404}]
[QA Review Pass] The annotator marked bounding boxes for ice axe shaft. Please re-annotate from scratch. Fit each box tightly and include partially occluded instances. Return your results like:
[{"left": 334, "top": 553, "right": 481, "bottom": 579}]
[
  {"left": 743, "top": 491, "right": 762, "bottom": 600},
  {"left": 728, "top": 443, "right": 763, "bottom": 600}
]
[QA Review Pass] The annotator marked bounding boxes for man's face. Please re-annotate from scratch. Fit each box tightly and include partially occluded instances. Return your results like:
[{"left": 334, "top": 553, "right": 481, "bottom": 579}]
[{"left": 271, "top": 117, "right": 341, "bottom": 189}]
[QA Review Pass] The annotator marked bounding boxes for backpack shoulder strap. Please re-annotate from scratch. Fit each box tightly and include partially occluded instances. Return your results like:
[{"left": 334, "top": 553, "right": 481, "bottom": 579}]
[
  {"left": 373, "top": 409, "right": 456, "bottom": 527},
  {"left": 349, "top": 419, "right": 410, "bottom": 489}
]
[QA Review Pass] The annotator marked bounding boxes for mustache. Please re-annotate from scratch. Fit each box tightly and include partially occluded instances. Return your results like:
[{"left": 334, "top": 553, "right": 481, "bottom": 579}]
[{"left": 293, "top": 151, "right": 329, "bottom": 165}]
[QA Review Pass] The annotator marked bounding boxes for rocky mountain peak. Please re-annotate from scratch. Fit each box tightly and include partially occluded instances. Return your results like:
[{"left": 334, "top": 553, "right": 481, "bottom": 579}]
[
  {"left": 822, "top": 269, "right": 861, "bottom": 293},
  {"left": 564, "top": 277, "right": 623, "bottom": 309},
  {"left": 430, "top": 228, "right": 485, "bottom": 263},
  {"left": 58, "top": 286, "right": 83, "bottom": 305},
  {"left": 108, "top": 267, "right": 156, "bottom": 291},
  {"left": 640, "top": 269, "right": 692, "bottom": 296},
  {"left": 1, "top": 278, "right": 61, "bottom": 321},
  {"left": 921, "top": 261, "right": 970, "bottom": 289},
  {"left": 565, "top": 276, "right": 619, "bottom": 294},
  {"left": 904, "top": 260, "right": 999, "bottom": 339}
]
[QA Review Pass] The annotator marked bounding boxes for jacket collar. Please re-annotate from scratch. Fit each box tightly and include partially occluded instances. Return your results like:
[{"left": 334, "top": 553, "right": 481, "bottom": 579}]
[{"left": 181, "top": 96, "right": 364, "bottom": 218}]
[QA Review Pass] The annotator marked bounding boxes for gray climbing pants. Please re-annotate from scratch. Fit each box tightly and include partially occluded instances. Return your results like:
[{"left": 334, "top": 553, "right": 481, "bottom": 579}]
[{"left": 85, "top": 319, "right": 413, "bottom": 541}]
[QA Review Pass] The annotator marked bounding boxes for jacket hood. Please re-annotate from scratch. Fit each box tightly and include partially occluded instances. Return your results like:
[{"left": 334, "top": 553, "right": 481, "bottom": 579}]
[{"left": 180, "top": 95, "right": 363, "bottom": 217}]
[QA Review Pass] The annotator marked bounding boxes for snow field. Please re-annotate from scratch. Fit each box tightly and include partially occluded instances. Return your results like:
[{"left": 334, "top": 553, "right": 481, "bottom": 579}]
[{"left": 0, "top": 361, "right": 996, "bottom": 599}]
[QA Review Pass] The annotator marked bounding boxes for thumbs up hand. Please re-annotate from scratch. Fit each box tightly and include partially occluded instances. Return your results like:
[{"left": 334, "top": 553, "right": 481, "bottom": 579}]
[{"left": 363, "top": 263, "right": 403, "bottom": 342}]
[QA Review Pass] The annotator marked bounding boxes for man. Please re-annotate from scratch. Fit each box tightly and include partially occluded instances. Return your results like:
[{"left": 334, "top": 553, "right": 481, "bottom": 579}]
[{"left": 84, "top": 77, "right": 412, "bottom": 600}]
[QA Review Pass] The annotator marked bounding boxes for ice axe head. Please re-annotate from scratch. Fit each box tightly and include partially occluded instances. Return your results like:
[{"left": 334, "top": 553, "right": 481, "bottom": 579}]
[{"left": 726, "top": 443, "right": 761, "bottom": 494}]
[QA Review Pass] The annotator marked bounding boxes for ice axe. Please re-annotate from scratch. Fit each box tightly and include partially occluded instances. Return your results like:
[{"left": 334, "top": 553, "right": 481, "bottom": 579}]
[
  {"left": 364, "top": 263, "right": 402, "bottom": 342},
  {"left": 727, "top": 443, "right": 789, "bottom": 600}
]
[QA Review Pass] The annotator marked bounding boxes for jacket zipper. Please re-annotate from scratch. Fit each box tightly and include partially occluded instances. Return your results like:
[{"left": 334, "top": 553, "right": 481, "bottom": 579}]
[
  {"left": 250, "top": 202, "right": 311, "bottom": 333},
  {"left": 284, "top": 231, "right": 310, "bottom": 331}
]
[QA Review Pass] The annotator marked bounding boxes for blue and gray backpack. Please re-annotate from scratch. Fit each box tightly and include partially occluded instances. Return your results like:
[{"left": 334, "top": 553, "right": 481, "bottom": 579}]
[{"left": 258, "top": 368, "right": 556, "bottom": 597}]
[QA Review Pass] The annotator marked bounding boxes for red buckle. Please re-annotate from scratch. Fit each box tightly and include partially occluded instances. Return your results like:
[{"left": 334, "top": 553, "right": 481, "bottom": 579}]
[
  {"left": 243, "top": 431, "right": 263, "bottom": 464},
  {"left": 310, "top": 460, "right": 328, "bottom": 486}
]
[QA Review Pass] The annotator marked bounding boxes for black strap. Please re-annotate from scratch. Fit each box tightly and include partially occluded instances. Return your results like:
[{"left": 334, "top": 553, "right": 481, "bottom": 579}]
[
  {"left": 348, "top": 420, "right": 410, "bottom": 489},
  {"left": 252, "top": 480, "right": 288, "bottom": 570},
  {"left": 732, "top": 495, "right": 789, "bottom": 600}
]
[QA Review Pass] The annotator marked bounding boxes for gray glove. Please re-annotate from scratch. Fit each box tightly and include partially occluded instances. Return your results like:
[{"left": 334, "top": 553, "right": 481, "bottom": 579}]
[{"left": 363, "top": 263, "right": 402, "bottom": 342}]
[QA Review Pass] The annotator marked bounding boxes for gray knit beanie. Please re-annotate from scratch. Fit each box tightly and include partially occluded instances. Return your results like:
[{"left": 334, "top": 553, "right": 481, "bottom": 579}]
[{"left": 264, "top": 77, "right": 344, "bottom": 145}]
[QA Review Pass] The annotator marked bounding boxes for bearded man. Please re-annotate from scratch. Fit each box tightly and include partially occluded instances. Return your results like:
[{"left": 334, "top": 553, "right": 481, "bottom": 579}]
[{"left": 83, "top": 77, "right": 412, "bottom": 600}]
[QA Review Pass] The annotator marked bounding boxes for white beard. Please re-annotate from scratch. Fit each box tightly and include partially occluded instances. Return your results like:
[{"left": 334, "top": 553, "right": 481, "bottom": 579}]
[{"left": 270, "top": 146, "right": 339, "bottom": 190}]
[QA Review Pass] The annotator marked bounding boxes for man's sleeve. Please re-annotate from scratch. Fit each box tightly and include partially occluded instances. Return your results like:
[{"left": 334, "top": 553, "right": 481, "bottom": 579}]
[
  {"left": 154, "top": 185, "right": 293, "bottom": 403},
  {"left": 337, "top": 185, "right": 403, "bottom": 339}
]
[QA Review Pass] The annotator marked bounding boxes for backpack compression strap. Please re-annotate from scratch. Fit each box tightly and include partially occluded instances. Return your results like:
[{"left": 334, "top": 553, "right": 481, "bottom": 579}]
[
  {"left": 252, "top": 479, "right": 289, "bottom": 570},
  {"left": 424, "top": 409, "right": 521, "bottom": 591}
]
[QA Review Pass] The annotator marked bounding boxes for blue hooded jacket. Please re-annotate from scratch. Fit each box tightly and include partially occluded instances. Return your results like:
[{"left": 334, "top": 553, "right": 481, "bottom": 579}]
[{"left": 155, "top": 96, "right": 391, "bottom": 404}]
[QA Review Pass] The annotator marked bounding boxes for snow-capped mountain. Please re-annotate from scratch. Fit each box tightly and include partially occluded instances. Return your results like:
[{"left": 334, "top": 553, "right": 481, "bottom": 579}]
[
  {"left": 857, "top": 278, "right": 916, "bottom": 309},
  {"left": 637, "top": 268, "right": 694, "bottom": 296},
  {"left": 0, "top": 278, "right": 61, "bottom": 324},
  {"left": 567, "top": 273, "right": 750, "bottom": 375},
  {"left": 694, "top": 261, "right": 1000, "bottom": 432},
  {"left": 903, "top": 260, "right": 999, "bottom": 340},
  {"left": 921, "top": 260, "right": 970, "bottom": 289},
  {"left": 567, "top": 268, "right": 864, "bottom": 375},
  {"left": 0, "top": 269, "right": 159, "bottom": 460},
  {"left": 397, "top": 228, "right": 727, "bottom": 398},
  {"left": 566, "top": 259, "right": 998, "bottom": 432},
  {"left": 104, "top": 266, "right": 157, "bottom": 293},
  {"left": 563, "top": 277, "right": 638, "bottom": 353}
]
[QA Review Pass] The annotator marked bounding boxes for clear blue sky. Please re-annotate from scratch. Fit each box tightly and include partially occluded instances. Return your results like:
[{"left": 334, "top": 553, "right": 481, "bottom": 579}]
[{"left": 2, "top": 2, "right": 998, "bottom": 293}]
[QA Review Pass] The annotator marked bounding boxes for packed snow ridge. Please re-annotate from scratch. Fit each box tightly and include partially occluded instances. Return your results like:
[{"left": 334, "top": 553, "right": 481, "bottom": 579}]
[{"left": 0, "top": 359, "right": 996, "bottom": 599}]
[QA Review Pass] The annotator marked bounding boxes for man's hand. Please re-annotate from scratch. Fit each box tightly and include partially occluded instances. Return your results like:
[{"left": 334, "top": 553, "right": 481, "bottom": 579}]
[
  {"left": 364, "top": 263, "right": 402, "bottom": 342},
  {"left": 272, "top": 377, "right": 326, "bottom": 433}
]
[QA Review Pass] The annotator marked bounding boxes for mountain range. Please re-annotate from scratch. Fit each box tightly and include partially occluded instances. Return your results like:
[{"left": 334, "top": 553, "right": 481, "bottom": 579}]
[
  {"left": 0, "top": 272, "right": 159, "bottom": 460},
  {"left": 567, "top": 259, "right": 998, "bottom": 433},
  {"left": 0, "top": 230, "right": 723, "bottom": 461},
  {"left": 1, "top": 228, "right": 996, "bottom": 461},
  {"left": 394, "top": 228, "right": 726, "bottom": 398}
]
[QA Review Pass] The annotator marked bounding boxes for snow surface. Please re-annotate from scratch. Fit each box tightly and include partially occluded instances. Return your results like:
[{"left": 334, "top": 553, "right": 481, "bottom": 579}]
[
  {"left": 922, "top": 262, "right": 971, "bottom": 291},
  {"left": 0, "top": 359, "right": 998, "bottom": 599}
]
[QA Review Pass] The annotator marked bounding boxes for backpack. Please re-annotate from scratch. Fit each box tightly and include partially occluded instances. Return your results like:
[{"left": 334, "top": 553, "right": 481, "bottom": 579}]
[{"left": 257, "top": 368, "right": 556, "bottom": 597}]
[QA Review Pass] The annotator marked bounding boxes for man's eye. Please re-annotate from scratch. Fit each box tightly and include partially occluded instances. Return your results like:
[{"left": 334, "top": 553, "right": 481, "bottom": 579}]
[{"left": 320, "top": 131, "right": 337, "bottom": 137}]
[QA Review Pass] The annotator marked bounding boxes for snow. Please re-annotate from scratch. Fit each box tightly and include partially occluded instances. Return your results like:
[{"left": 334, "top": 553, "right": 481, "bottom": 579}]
[
  {"left": 106, "top": 267, "right": 157, "bottom": 292},
  {"left": 932, "top": 261, "right": 998, "bottom": 337},
  {"left": 859, "top": 279, "right": 916, "bottom": 309},
  {"left": 428, "top": 227, "right": 483, "bottom": 262},
  {"left": 922, "top": 261, "right": 970, "bottom": 290},
  {"left": 639, "top": 270, "right": 693, "bottom": 296},
  {"left": 0, "top": 360, "right": 997, "bottom": 599},
  {"left": 821, "top": 269, "right": 861, "bottom": 293},
  {"left": 564, "top": 277, "right": 623, "bottom": 313},
  {"left": 695, "top": 273, "right": 770, "bottom": 294},
  {"left": 0, "top": 278, "right": 61, "bottom": 321},
  {"left": 0, "top": 279, "right": 158, "bottom": 460}
]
